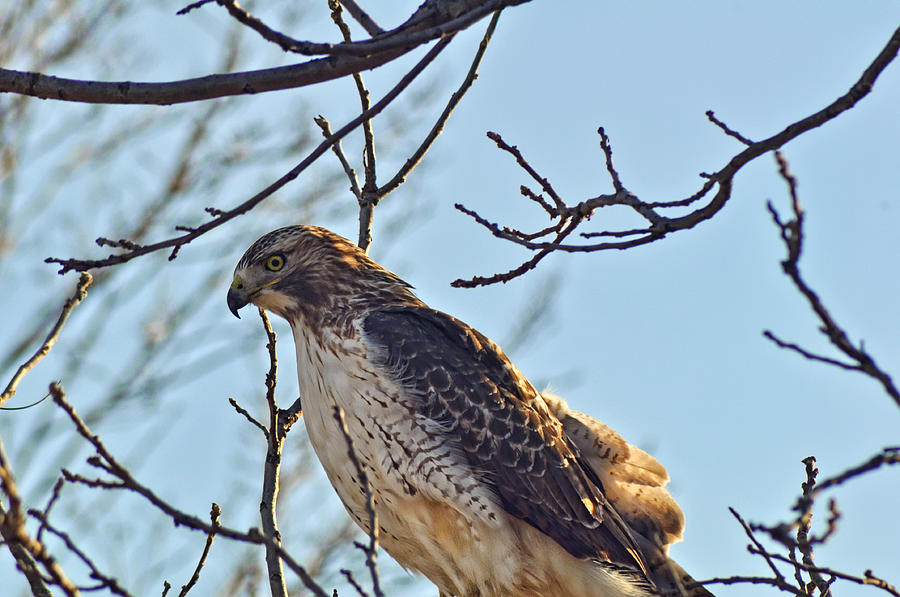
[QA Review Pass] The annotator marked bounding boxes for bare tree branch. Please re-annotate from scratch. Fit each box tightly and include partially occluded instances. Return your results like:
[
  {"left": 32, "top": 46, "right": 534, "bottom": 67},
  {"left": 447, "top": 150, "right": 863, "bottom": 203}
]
[
  {"left": 315, "top": 115, "right": 364, "bottom": 204},
  {"left": 327, "top": 0, "right": 379, "bottom": 253},
  {"left": 0, "top": 0, "right": 527, "bottom": 105},
  {"left": 728, "top": 451, "right": 899, "bottom": 596},
  {"left": 697, "top": 575, "right": 805, "bottom": 595},
  {"left": 806, "top": 447, "right": 900, "bottom": 500},
  {"left": 453, "top": 23, "right": 900, "bottom": 286},
  {"left": 27, "top": 508, "right": 136, "bottom": 597},
  {"left": 763, "top": 152, "right": 899, "bottom": 408},
  {"left": 229, "top": 397, "right": 269, "bottom": 438},
  {"left": 750, "top": 552, "right": 899, "bottom": 597},
  {"left": 794, "top": 457, "right": 832, "bottom": 596},
  {"left": 176, "top": 503, "right": 221, "bottom": 597},
  {"left": 0, "top": 53, "right": 402, "bottom": 105},
  {"left": 729, "top": 507, "right": 786, "bottom": 584}
]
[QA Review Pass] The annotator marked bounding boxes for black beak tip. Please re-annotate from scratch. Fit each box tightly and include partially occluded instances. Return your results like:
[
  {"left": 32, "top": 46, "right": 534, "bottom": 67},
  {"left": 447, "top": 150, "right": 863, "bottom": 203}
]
[{"left": 227, "top": 289, "right": 247, "bottom": 319}]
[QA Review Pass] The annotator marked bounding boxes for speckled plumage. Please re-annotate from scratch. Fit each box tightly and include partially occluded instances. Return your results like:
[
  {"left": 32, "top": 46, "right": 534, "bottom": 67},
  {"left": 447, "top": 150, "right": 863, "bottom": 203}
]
[{"left": 228, "top": 226, "right": 712, "bottom": 597}]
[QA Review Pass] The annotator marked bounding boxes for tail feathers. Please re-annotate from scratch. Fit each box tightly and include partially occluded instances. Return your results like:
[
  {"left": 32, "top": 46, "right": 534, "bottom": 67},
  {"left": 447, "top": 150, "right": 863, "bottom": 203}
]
[{"left": 635, "top": 534, "right": 715, "bottom": 597}]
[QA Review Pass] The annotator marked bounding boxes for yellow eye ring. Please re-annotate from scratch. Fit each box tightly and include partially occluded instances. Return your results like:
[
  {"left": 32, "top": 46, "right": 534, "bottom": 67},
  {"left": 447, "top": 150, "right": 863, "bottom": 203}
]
[{"left": 265, "top": 254, "right": 285, "bottom": 271}]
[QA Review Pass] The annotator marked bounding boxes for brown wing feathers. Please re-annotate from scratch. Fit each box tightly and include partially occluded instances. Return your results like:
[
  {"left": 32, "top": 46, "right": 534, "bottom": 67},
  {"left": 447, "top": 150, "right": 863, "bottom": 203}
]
[{"left": 363, "top": 307, "right": 649, "bottom": 577}]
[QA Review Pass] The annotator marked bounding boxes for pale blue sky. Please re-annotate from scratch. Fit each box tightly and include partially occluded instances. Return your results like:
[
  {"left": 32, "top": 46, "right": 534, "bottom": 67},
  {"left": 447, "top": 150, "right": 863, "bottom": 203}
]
[{"left": 2, "top": 2, "right": 898, "bottom": 596}]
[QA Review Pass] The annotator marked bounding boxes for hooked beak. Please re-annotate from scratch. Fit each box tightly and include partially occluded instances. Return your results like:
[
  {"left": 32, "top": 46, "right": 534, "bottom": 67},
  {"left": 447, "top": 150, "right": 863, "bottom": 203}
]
[
  {"left": 227, "top": 274, "right": 282, "bottom": 318},
  {"left": 227, "top": 287, "right": 249, "bottom": 318}
]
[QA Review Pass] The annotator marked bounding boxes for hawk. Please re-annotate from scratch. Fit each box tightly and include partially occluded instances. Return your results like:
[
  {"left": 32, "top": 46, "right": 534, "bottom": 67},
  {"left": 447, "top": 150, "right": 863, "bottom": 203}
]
[{"left": 227, "top": 225, "right": 712, "bottom": 597}]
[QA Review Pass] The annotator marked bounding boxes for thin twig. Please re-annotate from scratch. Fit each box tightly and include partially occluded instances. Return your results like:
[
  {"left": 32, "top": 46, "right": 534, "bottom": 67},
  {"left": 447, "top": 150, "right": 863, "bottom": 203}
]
[
  {"left": 340, "top": 569, "right": 371, "bottom": 597},
  {"left": 807, "top": 447, "right": 900, "bottom": 499},
  {"left": 765, "top": 152, "right": 899, "bottom": 408},
  {"left": 0, "top": 389, "right": 52, "bottom": 411},
  {"left": 258, "top": 308, "right": 289, "bottom": 597},
  {"left": 734, "top": 450, "right": 900, "bottom": 597},
  {"left": 228, "top": 397, "right": 269, "bottom": 438},
  {"left": 314, "top": 115, "right": 363, "bottom": 203},
  {"left": 794, "top": 457, "right": 832, "bottom": 596},
  {"left": 596, "top": 127, "right": 625, "bottom": 192},
  {"left": 337, "top": 0, "right": 384, "bottom": 35},
  {"left": 211, "top": 0, "right": 312, "bottom": 55},
  {"left": 332, "top": 407, "right": 383, "bottom": 597},
  {"left": 762, "top": 331, "right": 860, "bottom": 371},
  {"left": 749, "top": 551, "right": 900, "bottom": 597},
  {"left": 36, "top": 477, "right": 65, "bottom": 544},
  {"left": 377, "top": 10, "right": 503, "bottom": 198},
  {"left": 28, "top": 508, "right": 135, "bottom": 597},
  {"left": 697, "top": 575, "right": 805, "bottom": 595},
  {"left": 1, "top": 273, "right": 92, "bottom": 408},
  {"left": 705, "top": 110, "right": 754, "bottom": 145},
  {"left": 177, "top": 503, "right": 221, "bottom": 597},
  {"left": 486, "top": 130, "right": 565, "bottom": 211},
  {"left": 328, "top": 0, "right": 379, "bottom": 253},
  {"left": 729, "top": 507, "right": 786, "bottom": 583}
]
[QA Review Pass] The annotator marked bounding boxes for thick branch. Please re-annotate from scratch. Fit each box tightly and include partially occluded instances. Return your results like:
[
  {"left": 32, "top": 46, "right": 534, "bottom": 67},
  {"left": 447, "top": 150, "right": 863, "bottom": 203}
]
[
  {"left": 0, "top": 0, "right": 528, "bottom": 105},
  {"left": 0, "top": 53, "right": 404, "bottom": 105}
]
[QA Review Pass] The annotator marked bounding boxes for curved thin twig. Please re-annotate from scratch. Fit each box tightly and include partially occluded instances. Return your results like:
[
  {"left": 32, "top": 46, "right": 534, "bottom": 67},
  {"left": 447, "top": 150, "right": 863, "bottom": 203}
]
[{"left": 0, "top": 273, "right": 92, "bottom": 408}]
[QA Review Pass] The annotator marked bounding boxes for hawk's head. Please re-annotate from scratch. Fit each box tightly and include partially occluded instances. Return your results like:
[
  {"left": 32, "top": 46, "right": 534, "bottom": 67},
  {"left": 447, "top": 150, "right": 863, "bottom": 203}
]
[{"left": 227, "top": 225, "right": 416, "bottom": 321}]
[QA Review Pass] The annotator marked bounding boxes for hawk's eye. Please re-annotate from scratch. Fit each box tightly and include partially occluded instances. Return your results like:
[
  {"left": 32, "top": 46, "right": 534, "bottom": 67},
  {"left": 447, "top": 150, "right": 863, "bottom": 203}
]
[{"left": 265, "top": 254, "right": 285, "bottom": 271}]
